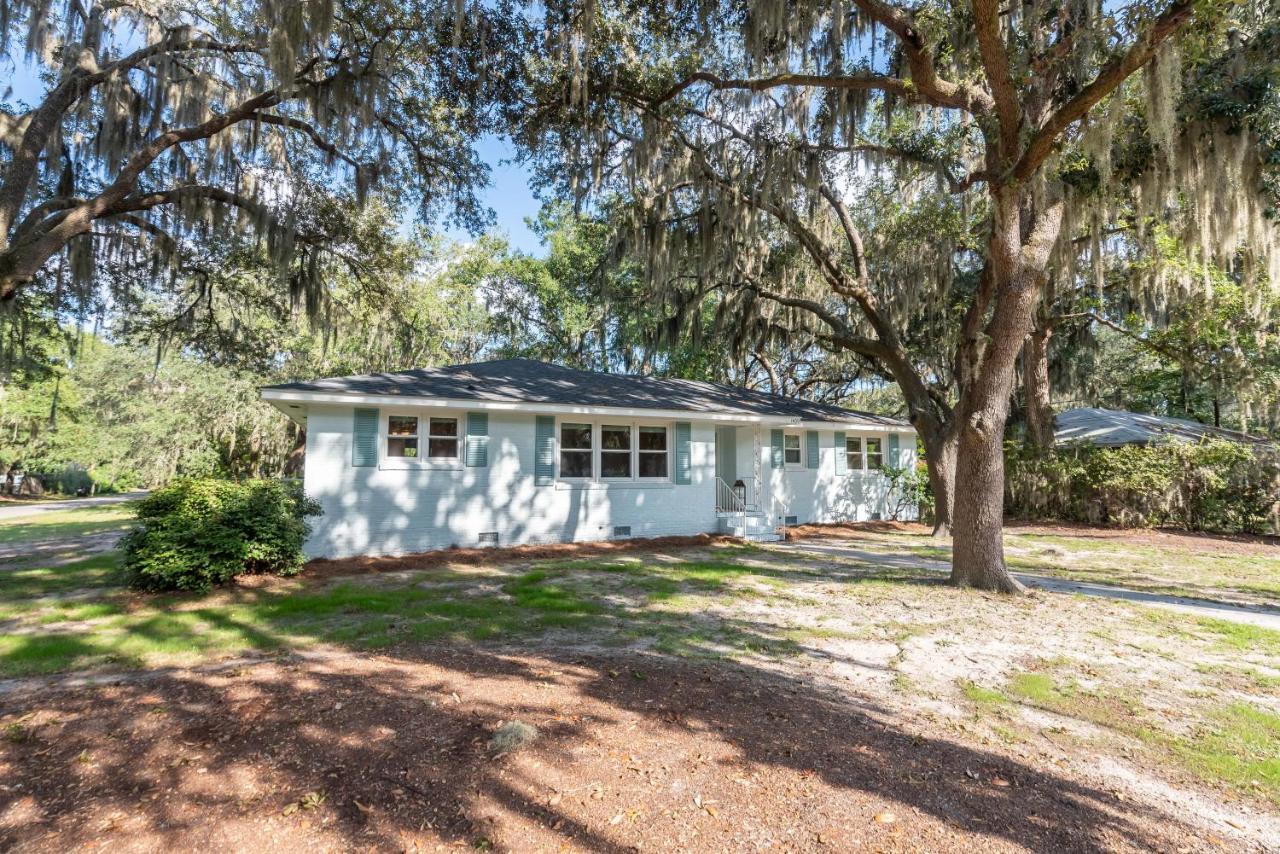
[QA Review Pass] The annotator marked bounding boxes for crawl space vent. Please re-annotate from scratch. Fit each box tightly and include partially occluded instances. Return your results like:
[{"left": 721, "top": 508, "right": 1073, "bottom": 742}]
[
  {"left": 870, "top": 512, "right": 882, "bottom": 521},
  {"left": 477, "top": 532, "right": 499, "bottom": 547},
  {"left": 612, "top": 525, "right": 632, "bottom": 538},
  {"left": 784, "top": 515, "right": 798, "bottom": 526}
]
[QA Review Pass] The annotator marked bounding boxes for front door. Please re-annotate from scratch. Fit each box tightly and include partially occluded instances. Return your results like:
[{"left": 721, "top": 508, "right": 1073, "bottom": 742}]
[{"left": 715, "top": 427, "right": 737, "bottom": 485}]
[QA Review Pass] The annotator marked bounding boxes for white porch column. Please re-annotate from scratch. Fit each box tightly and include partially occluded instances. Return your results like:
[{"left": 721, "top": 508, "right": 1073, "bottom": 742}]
[{"left": 753, "top": 428, "right": 763, "bottom": 511}]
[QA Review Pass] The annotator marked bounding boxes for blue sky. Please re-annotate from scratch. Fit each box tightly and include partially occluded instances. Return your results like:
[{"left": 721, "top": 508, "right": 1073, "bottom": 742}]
[
  {"left": 4, "top": 60, "right": 547, "bottom": 256},
  {"left": 451, "top": 135, "right": 544, "bottom": 255}
]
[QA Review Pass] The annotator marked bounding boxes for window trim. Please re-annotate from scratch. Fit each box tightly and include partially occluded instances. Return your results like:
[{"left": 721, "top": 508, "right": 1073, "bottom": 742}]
[
  {"left": 379, "top": 409, "right": 464, "bottom": 470},
  {"left": 865, "top": 436, "right": 885, "bottom": 472},
  {"left": 782, "top": 432, "right": 804, "bottom": 470},
  {"left": 844, "top": 435, "right": 865, "bottom": 473},
  {"left": 636, "top": 424, "right": 671, "bottom": 482},
  {"left": 558, "top": 421, "right": 596, "bottom": 482},
  {"left": 556, "top": 418, "right": 672, "bottom": 484}
]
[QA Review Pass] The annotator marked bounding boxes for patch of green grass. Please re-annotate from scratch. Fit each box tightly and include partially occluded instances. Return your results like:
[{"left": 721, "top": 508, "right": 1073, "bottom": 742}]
[
  {"left": 1007, "top": 671, "right": 1061, "bottom": 704},
  {"left": 961, "top": 680, "right": 1012, "bottom": 707},
  {"left": 1173, "top": 703, "right": 1280, "bottom": 804},
  {"left": 0, "top": 505, "right": 136, "bottom": 546},
  {"left": 0, "top": 553, "right": 125, "bottom": 600},
  {"left": 0, "top": 554, "right": 828, "bottom": 677},
  {"left": 1197, "top": 663, "right": 1280, "bottom": 696},
  {"left": 1194, "top": 618, "right": 1280, "bottom": 655},
  {"left": 1002, "top": 532, "right": 1280, "bottom": 605}
]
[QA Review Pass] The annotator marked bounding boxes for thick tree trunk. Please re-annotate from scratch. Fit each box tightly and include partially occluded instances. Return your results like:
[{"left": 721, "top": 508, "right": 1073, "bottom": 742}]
[
  {"left": 948, "top": 191, "right": 1064, "bottom": 593},
  {"left": 950, "top": 412, "right": 1024, "bottom": 593},
  {"left": 1023, "top": 314, "right": 1054, "bottom": 450},
  {"left": 918, "top": 427, "right": 957, "bottom": 537}
]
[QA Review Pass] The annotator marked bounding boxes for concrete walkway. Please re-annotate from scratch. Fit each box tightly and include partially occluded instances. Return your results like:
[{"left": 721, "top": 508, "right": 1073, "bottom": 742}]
[
  {"left": 781, "top": 539, "right": 1280, "bottom": 631},
  {"left": 0, "top": 491, "right": 146, "bottom": 524}
]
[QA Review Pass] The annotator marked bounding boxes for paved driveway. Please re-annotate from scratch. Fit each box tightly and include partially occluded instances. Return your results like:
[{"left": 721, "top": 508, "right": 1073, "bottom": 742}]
[{"left": 779, "top": 539, "right": 1280, "bottom": 631}]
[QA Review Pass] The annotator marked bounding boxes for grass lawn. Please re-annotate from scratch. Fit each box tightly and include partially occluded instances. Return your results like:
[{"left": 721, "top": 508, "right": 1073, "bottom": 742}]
[
  {"left": 814, "top": 523, "right": 1280, "bottom": 607},
  {"left": 1, "top": 519, "right": 1278, "bottom": 850},
  {"left": 0, "top": 504, "right": 137, "bottom": 545}
]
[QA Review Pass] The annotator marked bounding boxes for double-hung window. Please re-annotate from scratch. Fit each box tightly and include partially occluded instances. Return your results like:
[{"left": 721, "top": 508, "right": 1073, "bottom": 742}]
[
  {"left": 638, "top": 426, "right": 668, "bottom": 478},
  {"left": 865, "top": 437, "right": 884, "bottom": 471},
  {"left": 387, "top": 416, "right": 420, "bottom": 458},
  {"left": 560, "top": 423, "right": 593, "bottom": 479},
  {"left": 783, "top": 433, "right": 802, "bottom": 467},
  {"left": 600, "top": 424, "right": 632, "bottom": 479},
  {"left": 386, "top": 414, "right": 460, "bottom": 462},
  {"left": 557, "top": 421, "right": 671, "bottom": 482},
  {"left": 845, "top": 436, "right": 863, "bottom": 471},
  {"left": 426, "top": 417, "right": 459, "bottom": 460}
]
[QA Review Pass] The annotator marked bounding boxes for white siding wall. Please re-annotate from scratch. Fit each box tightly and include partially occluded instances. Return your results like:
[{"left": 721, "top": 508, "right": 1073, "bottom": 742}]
[
  {"left": 301, "top": 406, "right": 918, "bottom": 558},
  {"left": 762, "top": 429, "right": 919, "bottom": 526},
  {"left": 302, "top": 405, "right": 717, "bottom": 559}
]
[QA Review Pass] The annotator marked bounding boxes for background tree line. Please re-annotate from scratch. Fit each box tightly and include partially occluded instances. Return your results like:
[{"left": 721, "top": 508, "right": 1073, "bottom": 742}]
[{"left": 1, "top": 0, "right": 1276, "bottom": 587}]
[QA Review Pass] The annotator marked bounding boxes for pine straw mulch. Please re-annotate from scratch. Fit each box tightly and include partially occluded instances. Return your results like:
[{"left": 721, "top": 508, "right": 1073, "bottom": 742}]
[{"left": 0, "top": 645, "right": 1247, "bottom": 854}]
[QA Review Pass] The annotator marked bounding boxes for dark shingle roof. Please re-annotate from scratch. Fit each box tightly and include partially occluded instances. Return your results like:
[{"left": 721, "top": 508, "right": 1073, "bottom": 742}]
[{"left": 264, "top": 358, "right": 908, "bottom": 427}]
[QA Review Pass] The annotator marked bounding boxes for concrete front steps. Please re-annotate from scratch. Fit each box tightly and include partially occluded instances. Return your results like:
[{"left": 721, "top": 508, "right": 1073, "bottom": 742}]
[{"left": 717, "top": 512, "right": 783, "bottom": 543}]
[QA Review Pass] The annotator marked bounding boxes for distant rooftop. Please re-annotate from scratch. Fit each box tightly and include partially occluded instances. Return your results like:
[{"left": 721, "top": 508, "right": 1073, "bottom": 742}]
[
  {"left": 1054, "top": 407, "right": 1272, "bottom": 448},
  {"left": 263, "top": 358, "right": 910, "bottom": 427}
]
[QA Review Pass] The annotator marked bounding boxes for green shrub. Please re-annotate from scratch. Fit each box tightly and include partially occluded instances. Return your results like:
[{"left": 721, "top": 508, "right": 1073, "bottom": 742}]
[
  {"left": 1006, "top": 440, "right": 1280, "bottom": 534},
  {"left": 122, "top": 478, "right": 322, "bottom": 591}
]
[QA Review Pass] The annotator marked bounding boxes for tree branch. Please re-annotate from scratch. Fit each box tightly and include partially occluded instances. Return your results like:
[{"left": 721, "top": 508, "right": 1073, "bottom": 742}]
[{"left": 1011, "top": 0, "right": 1194, "bottom": 181}]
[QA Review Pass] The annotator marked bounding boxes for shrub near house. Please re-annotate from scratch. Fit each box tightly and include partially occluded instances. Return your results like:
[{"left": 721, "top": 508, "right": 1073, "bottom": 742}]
[
  {"left": 123, "top": 479, "right": 322, "bottom": 591},
  {"left": 1006, "top": 440, "right": 1280, "bottom": 534}
]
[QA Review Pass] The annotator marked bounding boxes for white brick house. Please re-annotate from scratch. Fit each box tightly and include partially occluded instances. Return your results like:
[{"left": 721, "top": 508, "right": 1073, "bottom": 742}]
[{"left": 261, "top": 359, "right": 918, "bottom": 559}]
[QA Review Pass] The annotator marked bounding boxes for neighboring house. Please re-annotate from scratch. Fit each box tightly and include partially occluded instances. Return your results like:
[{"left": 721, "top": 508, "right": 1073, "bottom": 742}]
[
  {"left": 261, "top": 358, "right": 918, "bottom": 559},
  {"left": 1054, "top": 407, "right": 1274, "bottom": 448}
]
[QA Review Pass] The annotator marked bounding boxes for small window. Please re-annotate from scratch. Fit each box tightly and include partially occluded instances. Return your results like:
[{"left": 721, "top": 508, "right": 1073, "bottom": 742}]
[
  {"left": 560, "top": 422, "right": 593, "bottom": 478},
  {"left": 845, "top": 436, "right": 863, "bottom": 472},
  {"left": 601, "top": 424, "right": 632, "bottom": 478},
  {"left": 638, "top": 425, "right": 668, "bottom": 478},
  {"left": 866, "top": 437, "right": 884, "bottom": 471},
  {"left": 427, "top": 417, "right": 459, "bottom": 459},
  {"left": 783, "top": 433, "right": 802, "bottom": 466},
  {"left": 387, "top": 416, "right": 419, "bottom": 457}
]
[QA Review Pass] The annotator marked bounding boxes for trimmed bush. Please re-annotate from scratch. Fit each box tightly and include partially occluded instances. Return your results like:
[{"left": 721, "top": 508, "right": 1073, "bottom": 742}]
[
  {"left": 1006, "top": 440, "right": 1280, "bottom": 535},
  {"left": 123, "top": 478, "right": 322, "bottom": 591}
]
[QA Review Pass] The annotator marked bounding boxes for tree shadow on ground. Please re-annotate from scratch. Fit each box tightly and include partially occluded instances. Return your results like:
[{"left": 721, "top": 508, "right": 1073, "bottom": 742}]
[{"left": 0, "top": 572, "right": 1226, "bottom": 852}]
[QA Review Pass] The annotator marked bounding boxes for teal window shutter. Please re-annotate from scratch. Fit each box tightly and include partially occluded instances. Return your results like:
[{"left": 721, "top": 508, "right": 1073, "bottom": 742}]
[
  {"left": 465, "top": 412, "right": 489, "bottom": 467},
  {"left": 805, "top": 431, "right": 819, "bottom": 469},
  {"left": 770, "top": 429, "right": 784, "bottom": 468},
  {"left": 887, "top": 433, "right": 900, "bottom": 468},
  {"left": 352, "top": 408, "right": 379, "bottom": 467},
  {"left": 674, "top": 421, "right": 692, "bottom": 484},
  {"left": 534, "top": 416, "right": 555, "bottom": 485},
  {"left": 834, "top": 431, "right": 847, "bottom": 475}
]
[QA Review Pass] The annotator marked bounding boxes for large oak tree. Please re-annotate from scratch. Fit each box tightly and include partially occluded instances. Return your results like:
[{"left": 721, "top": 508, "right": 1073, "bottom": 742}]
[
  {"left": 0, "top": 0, "right": 522, "bottom": 310},
  {"left": 519, "top": 0, "right": 1269, "bottom": 592}
]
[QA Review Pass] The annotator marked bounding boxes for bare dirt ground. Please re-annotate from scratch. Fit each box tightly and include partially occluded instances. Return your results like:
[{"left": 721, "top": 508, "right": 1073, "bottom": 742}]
[
  {"left": 0, "top": 647, "right": 1258, "bottom": 854},
  {"left": 2, "top": 525, "right": 1278, "bottom": 852}
]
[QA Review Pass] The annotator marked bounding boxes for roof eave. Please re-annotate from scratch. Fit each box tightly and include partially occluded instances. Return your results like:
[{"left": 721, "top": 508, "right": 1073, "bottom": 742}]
[
  {"left": 793, "top": 418, "right": 913, "bottom": 432},
  {"left": 260, "top": 388, "right": 800, "bottom": 425}
]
